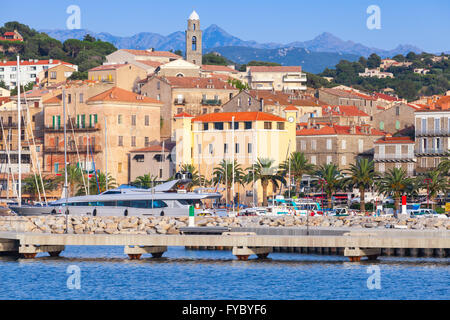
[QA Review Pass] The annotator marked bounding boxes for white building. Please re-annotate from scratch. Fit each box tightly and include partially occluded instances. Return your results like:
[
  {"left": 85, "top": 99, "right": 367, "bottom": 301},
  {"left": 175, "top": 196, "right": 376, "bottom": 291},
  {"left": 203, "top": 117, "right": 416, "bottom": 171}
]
[
  {"left": 244, "top": 66, "right": 307, "bottom": 92},
  {"left": 0, "top": 59, "right": 78, "bottom": 89},
  {"left": 359, "top": 68, "right": 394, "bottom": 79}
]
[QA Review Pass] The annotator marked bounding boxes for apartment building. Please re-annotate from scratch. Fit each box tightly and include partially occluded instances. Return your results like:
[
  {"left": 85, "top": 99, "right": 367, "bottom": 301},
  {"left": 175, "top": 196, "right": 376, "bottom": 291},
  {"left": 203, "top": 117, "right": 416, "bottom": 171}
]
[
  {"left": 245, "top": 66, "right": 307, "bottom": 92},
  {"left": 0, "top": 59, "right": 78, "bottom": 89},
  {"left": 318, "top": 88, "right": 378, "bottom": 116},
  {"left": 129, "top": 144, "right": 175, "bottom": 183},
  {"left": 414, "top": 96, "right": 450, "bottom": 173},
  {"left": 38, "top": 64, "right": 76, "bottom": 87},
  {"left": 359, "top": 68, "right": 394, "bottom": 79},
  {"left": 42, "top": 85, "right": 162, "bottom": 185},
  {"left": 310, "top": 105, "right": 370, "bottom": 126},
  {"left": 88, "top": 63, "right": 147, "bottom": 92},
  {"left": 173, "top": 110, "right": 297, "bottom": 205},
  {"left": 372, "top": 103, "right": 419, "bottom": 133},
  {"left": 140, "top": 75, "right": 238, "bottom": 139},
  {"left": 296, "top": 124, "right": 385, "bottom": 170},
  {"left": 374, "top": 136, "right": 416, "bottom": 177}
]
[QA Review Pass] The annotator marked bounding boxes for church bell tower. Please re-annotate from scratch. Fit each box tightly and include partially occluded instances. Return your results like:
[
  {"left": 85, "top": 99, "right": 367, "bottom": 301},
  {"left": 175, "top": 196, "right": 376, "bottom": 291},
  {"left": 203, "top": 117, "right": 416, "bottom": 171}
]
[{"left": 185, "top": 10, "right": 202, "bottom": 66}]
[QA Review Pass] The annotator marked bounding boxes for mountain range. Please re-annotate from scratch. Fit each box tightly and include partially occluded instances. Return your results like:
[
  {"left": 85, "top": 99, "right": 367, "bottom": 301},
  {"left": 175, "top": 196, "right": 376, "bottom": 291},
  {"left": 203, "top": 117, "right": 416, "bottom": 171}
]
[{"left": 41, "top": 24, "right": 424, "bottom": 73}]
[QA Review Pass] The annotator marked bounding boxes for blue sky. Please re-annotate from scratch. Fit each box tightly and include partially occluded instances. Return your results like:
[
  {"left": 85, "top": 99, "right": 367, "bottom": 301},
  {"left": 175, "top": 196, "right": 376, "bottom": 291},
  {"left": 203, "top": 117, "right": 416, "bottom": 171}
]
[{"left": 1, "top": 0, "right": 449, "bottom": 52}]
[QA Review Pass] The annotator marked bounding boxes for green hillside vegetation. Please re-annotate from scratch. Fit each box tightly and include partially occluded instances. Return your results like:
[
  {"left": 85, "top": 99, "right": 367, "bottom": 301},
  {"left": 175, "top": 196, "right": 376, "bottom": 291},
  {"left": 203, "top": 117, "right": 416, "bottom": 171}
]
[
  {"left": 238, "top": 60, "right": 282, "bottom": 72},
  {"left": 0, "top": 21, "right": 116, "bottom": 73},
  {"left": 320, "top": 52, "right": 450, "bottom": 101},
  {"left": 202, "top": 52, "right": 234, "bottom": 66}
]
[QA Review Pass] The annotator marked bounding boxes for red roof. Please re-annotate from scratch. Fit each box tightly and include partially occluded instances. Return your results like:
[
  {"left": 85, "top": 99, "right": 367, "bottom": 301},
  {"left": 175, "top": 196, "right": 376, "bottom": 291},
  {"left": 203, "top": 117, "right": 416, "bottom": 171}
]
[
  {"left": 297, "top": 124, "right": 384, "bottom": 136},
  {"left": 87, "top": 87, "right": 162, "bottom": 104},
  {"left": 374, "top": 92, "right": 402, "bottom": 102},
  {"left": 136, "top": 60, "right": 163, "bottom": 68},
  {"left": 4, "top": 32, "right": 15, "bottom": 36},
  {"left": 0, "top": 59, "right": 75, "bottom": 67},
  {"left": 374, "top": 136, "right": 414, "bottom": 144},
  {"left": 322, "top": 105, "right": 369, "bottom": 117},
  {"left": 122, "top": 49, "right": 181, "bottom": 59},
  {"left": 43, "top": 94, "right": 62, "bottom": 104},
  {"left": 0, "top": 97, "right": 11, "bottom": 105},
  {"left": 249, "top": 66, "right": 302, "bottom": 73},
  {"left": 192, "top": 112, "right": 286, "bottom": 123},
  {"left": 174, "top": 112, "right": 194, "bottom": 118},
  {"left": 284, "top": 105, "right": 298, "bottom": 111}
]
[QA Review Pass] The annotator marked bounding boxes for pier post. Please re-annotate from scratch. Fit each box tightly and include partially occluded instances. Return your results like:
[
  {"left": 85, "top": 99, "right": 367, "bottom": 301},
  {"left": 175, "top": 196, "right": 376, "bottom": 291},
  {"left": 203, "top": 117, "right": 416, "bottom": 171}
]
[
  {"left": 232, "top": 246, "right": 272, "bottom": 260},
  {"left": 124, "top": 246, "right": 167, "bottom": 260},
  {"left": 344, "top": 247, "right": 381, "bottom": 262}
]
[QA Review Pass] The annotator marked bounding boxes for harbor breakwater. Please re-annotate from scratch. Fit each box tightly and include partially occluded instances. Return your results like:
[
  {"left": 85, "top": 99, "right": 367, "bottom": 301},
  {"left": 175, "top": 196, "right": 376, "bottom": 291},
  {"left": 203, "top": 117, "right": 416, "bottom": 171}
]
[{"left": 0, "top": 215, "right": 449, "bottom": 234}]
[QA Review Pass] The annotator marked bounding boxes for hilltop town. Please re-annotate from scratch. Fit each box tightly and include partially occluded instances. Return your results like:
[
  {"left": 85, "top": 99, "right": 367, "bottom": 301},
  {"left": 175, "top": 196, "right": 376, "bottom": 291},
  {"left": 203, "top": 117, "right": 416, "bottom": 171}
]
[{"left": 0, "top": 11, "right": 448, "bottom": 209}]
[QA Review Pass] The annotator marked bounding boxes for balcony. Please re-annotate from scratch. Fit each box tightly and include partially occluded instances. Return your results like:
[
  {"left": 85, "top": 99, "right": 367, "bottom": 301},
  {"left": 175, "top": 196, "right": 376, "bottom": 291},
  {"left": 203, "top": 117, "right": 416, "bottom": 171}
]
[
  {"left": 174, "top": 98, "right": 186, "bottom": 105},
  {"left": 415, "top": 148, "right": 449, "bottom": 156},
  {"left": 44, "top": 123, "right": 100, "bottom": 133},
  {"left": 415, "top": 129, "right": 450, "bottom": 137},
  {"left": 283, "top": 74, "right": 307, "bottom": 82},
  {"left": 374, "top": 153, "right": 415, "bottom": 162},
  {"left": 201, "top": 99, "right": 222, "bottom": 106},
  {"left": 44, "top": 144, "right": 102, "bottom": 154}
]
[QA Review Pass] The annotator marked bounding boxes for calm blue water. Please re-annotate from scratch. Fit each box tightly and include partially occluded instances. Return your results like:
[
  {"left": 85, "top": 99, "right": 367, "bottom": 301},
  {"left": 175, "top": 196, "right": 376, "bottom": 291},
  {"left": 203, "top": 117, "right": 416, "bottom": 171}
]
[{"left": 0, "top": 246, "right": 448, "bottom": 300}]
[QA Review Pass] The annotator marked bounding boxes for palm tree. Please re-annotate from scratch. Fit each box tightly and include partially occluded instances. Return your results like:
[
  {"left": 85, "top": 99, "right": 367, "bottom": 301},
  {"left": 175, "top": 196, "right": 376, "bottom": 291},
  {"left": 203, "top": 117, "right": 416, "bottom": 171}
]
[
  {"left": 249, "top": 158, "right": 286, "bottom": 207},
  {"left": 280, "top": 152, "right": 315, "bottom": 197},
  {"left": 344, "top": 159, "right": 377, "bottom": 212},
  {"left": 438, "top": 156, "right": 450, "bottom": 176},
  {"left": 84, "top": 172, "right": 117, "bottom": 195},
  {"left": 55, "top": 164, "right": 86, "bottom": 197},
  {"left": 179, "top": 163, "right": 209, "bottom": 187},
  {"left": 421, "top": 170, "right": 449, "bottom": 209},
  {"left": 314, "top": 164, "right": 343, "bottom": 209},
  {"left": 22, "top": 174, "right": 58, "bottom": 202},
  {"left": 132, "top": 174, "right": 158, "bottom": 189},
  {"left": 377, "top": 168, "right": 413, "bottom": 212},
  {"left": 212, "top": 160, "right": 245, "bottom": 204}
]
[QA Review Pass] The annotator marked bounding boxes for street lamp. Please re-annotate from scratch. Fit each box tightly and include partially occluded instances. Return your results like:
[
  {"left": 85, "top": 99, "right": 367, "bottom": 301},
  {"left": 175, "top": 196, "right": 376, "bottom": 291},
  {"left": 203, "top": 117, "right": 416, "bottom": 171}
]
[{"left": 424, "top": 178, "right": 432, "bottom": 209}]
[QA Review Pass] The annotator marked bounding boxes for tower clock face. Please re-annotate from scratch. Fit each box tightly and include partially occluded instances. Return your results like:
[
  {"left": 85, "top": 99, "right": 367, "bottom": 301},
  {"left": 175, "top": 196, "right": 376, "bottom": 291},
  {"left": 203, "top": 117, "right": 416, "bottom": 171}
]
[{"left": 288, "top": 116, "right": 295, "bottom": 123}]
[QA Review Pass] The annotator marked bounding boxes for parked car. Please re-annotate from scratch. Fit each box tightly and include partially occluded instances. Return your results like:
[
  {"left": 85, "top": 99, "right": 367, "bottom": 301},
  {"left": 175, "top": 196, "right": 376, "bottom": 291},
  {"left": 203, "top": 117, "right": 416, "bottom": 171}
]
[
  {"left": 410, "top": 209, "right": 448, "bottom": 219},
  {"left": 382, "top": 197, "right": 395, "bottom": 205}
]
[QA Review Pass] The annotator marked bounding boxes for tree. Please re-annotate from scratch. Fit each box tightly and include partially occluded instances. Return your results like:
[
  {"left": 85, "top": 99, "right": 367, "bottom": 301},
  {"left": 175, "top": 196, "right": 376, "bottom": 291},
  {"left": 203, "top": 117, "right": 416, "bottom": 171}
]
[
  {"left": 202, "top": 52, "right": 231, "bottom": 66},
  {"left": 367, "top": 53, "right": 381, "bottom": 69},
  {"left": 438, "top": 156, "right": 450, "bottom": 176},
  {"left": 132, "top": 174, "right": 158, "bottom": 189},
  {"left": 212, "top": 160, "right": 245, "bottom": 204},
  {"left": 377, "top": 168, "right": 413, "bottom": 212},
  {"left": 0, "top": 80, "right": 7, "bottom": 89},
  {"left": 85, "top": 172, "right": 116, "bottom": 195},
  {"left": 280, "top": 152, "right": 315, "bottom": 197},
  {"left": 344, "top": 159, "right": 377, "bottom": 212},
  {"left": 56, "top": 164, "right": 86, "bottom": 197},
  {"left": 227, "top": 78, "right": 250, "bottom": 92},
  {"left": 83, "top": 34, "right": 96, "bottom": 42},
  {"left": 421, "top": 170, "right": 449, "bottom": 209},
  {"left": 314, "top": 164, "right": 343, "bottom": 209},
  {"left": 22, "top": 174, "right": 57, "bottom": 202},
  {"left": 248, "top": 158, "right": 285, "bottom": 207},
  {"left": 177, "top": 163, "right": 209, "bottom": 190}
]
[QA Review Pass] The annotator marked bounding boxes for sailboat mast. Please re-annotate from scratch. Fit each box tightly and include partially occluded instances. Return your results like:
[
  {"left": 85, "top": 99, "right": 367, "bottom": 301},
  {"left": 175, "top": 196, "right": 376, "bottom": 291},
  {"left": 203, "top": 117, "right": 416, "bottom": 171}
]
[
  {"left": 63, "top": 88, "right": 68, "bottom": 200},
  {"left": 17, "top": 56, "right": 21, "bottom": 206},
  {"left": 104, "top": 116, "right": 108, "bottom": 190}
]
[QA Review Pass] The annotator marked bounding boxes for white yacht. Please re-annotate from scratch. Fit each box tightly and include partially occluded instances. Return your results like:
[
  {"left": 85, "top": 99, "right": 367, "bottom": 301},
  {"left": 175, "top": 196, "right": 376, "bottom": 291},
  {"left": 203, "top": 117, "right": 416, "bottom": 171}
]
[{"left": 10, "top": 174, "right": 222, "bottom": 217}]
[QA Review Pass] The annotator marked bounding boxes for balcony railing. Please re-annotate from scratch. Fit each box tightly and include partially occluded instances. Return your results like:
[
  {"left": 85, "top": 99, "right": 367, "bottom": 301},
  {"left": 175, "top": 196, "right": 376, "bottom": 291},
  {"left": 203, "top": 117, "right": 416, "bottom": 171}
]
[
  {"left": 415, "top": 129, "right": 450, "bottom": 136},
  {"left": 44, "top": 123, "right": 100, "bottom": 132},
  {"left": 174, "top": 99, "right": 186, "bottom": 105},
  {"left": 415, "top": 148, "right": 448, "bottom": 155},
  {"left": 44, "top": 144, "right": 102, "bottom": 154},
  {"left": 374, "top": 153, "right": 415, "bottom": 161},
  {"left": 201, "top": 99, "right": 222, "bottom": 106},
  {"left": 283, "top": 75, "right": 307, "bottom": 82}
]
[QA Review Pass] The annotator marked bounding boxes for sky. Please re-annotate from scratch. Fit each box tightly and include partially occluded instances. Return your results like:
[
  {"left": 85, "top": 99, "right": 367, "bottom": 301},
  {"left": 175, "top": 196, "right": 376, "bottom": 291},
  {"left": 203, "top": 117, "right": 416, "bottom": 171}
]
[{"left": 1, "top": 0, "right": 449, "bottom": 52}]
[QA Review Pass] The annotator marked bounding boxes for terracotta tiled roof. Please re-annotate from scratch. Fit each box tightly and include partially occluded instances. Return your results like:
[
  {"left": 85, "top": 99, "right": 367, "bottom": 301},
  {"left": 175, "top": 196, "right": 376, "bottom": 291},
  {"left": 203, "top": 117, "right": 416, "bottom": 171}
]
[
  {"left": 322, "top": 105, "right": 369, "bottom": 117},
  {"left": 131, "top": 145, "right": 170, "bottom": 153},
  {"left": 88, "top": 64, "right": 128, "bottom": 71},
  {"left": 87, "top": 87, "right": 162, "bottom": 104},
  {"left": 248, "top": 90, "right": 322, "bottom": 107},
  {"left": 0, "top": 97, "right": 11, "bottom": 104},
  {"left": 284, "top": 105, "right": 298, "bottom": 111},
  {"left": 436, "top": 96, "right": 450, "bottom": 109},
  {"left": 297, "top": 124, "right": 384, "bottom": 136},
  {"left": 373, "top": 92, "right": 402, "bottom": 102},
  {"left": 202, "top": 65, "right": 237, "bottom": 73},
  {"left": 43, "top": 94, "right": 62, "bottom": 104},
  {"left": 122, "top": 49, "right": 181, "bottom": 59},
  {"left": 136, "top": 60, "right": 163, "bottom": 68},
  {"left": 164, "top": 77, "right": 235, "bottom": 90},
  {"left": 249, "top": 66, "right": 302, "bottom": 73},
  {"left": 192, "top": 112, "right": 286, "bottom": 123},
  {"left": 374, "top": 136, "right": 414, "bottom": 144},
  {"left": 174, "top": 112, "right": 194, "bottom": 118},
  {"left": 0, "top": 59, "right": 75, "bottom": 67}
]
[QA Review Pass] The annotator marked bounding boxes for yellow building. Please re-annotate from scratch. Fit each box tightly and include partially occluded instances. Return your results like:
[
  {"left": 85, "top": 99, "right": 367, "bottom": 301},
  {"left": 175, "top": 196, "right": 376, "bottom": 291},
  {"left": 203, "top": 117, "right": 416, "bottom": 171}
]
[{"left": 173, "top": 111, "right": 297, "bottom": 205}]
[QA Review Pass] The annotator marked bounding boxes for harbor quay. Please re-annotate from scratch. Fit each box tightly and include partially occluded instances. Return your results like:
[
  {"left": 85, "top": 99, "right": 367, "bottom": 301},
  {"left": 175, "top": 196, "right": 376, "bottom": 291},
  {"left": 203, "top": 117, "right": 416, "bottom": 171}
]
[{"left": 0, "top": 215, "right": 449, "bottom": 261}]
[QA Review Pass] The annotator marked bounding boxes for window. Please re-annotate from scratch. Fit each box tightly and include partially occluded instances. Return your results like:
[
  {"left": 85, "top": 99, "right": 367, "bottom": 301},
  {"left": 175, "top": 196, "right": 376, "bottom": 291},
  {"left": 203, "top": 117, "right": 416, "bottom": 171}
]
[
  {"left": 197, "top": 144, "right": 201, "bottom": 154},
  {"left": 277, "top": 122, "right": 285, "bottom": 130},
  {"left": 145, "top": 115, "right": 149, "bottom": 126},
  {"left": 358, "top": 139, "right": 364, "bottom": 153},
  {"left": 311, "top": 156, "right": 316, "bottom": 165},
  {"left": 379, "top": 163, "right": 385, "bottom": 173},
  {"left": 118, "top": 136, "right": 123, "bottom": 146},
  {"left": 145, "top": 137, "right": 149, "bottom": 147},
  {"left": 237, "top": 98, "right": 241, "bottom": 107},
  {"left": 248, "top": 97, "right": 252, "bottom": 106},
  {"left": 229, "top": 122, "right": 239, "bottom": 130},
  {"left": 341, "top": 140, "right": 346, "bottom": 150},
  {"left": 131, "top": 136, "right": 136, "bottom": 147},
  {"left": 68, "top": 94, "right": 71, "bottom": 104},
  {"left": 156, "top": 94, "right": 160, "bottom": 101},
  {"left": 326, "top": 139, "right": 332, "bottom": 150},
  {"left": 395, "top": 106, "right": 400, "bottom": 116},
  {"left": 214, "top": 122, "right": 224, "bottom": 130},
  {"left": 54, "top": 163, "right": 59, "bottom": 173},
  {"left": 118, "top": 162, "right": 122, "bottom": 173},
  {"left": 421, "top": 118, "right": 427, "bottom": 132},
  {"left": 326, "top": 156, "right": 332, "bottom": 164},
  {"left": 157, "top": 82, "right": 160, "bottom": 90},
  {"left": 224, "top": 143, "right": 228, "bottom": 154},
  {"left": 264, "top": 122, "right": 272, "bottom": 130},
  {"left": 300, "top": 140, "right": 306, "bottom": 150},
  {"left": 81, "top": 114, "right": 85, "bottom": 128},
  {"left": 133, "top": 154, "right": 145, "bottom": 162},
  {"left": 79, "top": 93, "right": 84, "bottom": 103},
  {"left": 341, "top": 156, "right": 346, "bottom": 166},
  {"left": 379, "top": 121, "right": 384, "bottom": 130},
  {"left": 209, "top": 144, "right": 213, "bottom": 155},
  {"left": 395, "top": 120, "right": 400, "bottom": 130},
  {"left": 118, "top": 114, "right": 122, "bottom": 124},
  {"left": 311, "top": 140, "right": 317, "bottom": 150},
  {"left": 203, "top": 123, "right": 208, "bottom": 131},
  {"left": 159, "top": 169, "right": 163, "bottom": 178},
  {"left": 50, "top": 72, "right": 57, "bottom": 79},
  {"left": 192, "top": 36, "right": 197, "bottom": 51},
  {"left": 244, "top": 122, "right": 252, "bottom": 130},
  {"left": 235, "top": 143, "right": 240, "bottom": 154},
  {"left": 435, "top": 118, "right": 440, "bottom": 133},
  {"left": 131, "top": 115, "right": 136, "bottom": 126},
  {"left": 248, "top": 143, "right": 252, "bottom": 154}
]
